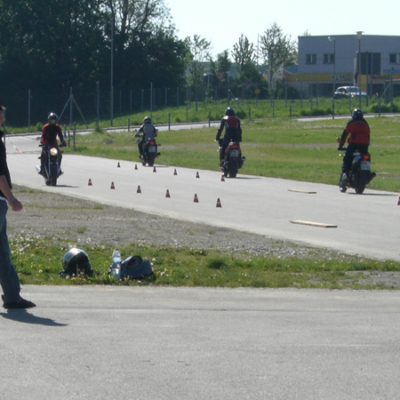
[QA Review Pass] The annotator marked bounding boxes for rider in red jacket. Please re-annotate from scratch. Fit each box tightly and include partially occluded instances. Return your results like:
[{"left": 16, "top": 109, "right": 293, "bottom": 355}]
[
  {"left": 39, "top": 113, "right": 66, "bottom": 175},
  {"left": 337, "top": 108, "right": 370, "bottom": 177},
  {"left": 216, "top": 107, "right": 242, "bottom": 163}
]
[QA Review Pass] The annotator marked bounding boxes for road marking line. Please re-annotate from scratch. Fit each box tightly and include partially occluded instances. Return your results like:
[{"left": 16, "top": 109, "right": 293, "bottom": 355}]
[
  {"left": 290, "top": 220, "right": 337, "bottom": 228},
  {"left": 288, "top": 189, "right": 317, "bottom": 194}
]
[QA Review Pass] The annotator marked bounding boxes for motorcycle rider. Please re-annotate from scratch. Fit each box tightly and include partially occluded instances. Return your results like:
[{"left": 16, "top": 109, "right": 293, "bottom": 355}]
[
  {"left": 136, "top": 116, "right": 157, "bottom": 158},
  {"left": 215, "top": 107, "right": 242, "bottom": 164},
  {"left": 39, "top": 113, "right": 66, "bottom": 175},
  {"left": 337, "top": 108, "right": 370, "bottom": 181}
]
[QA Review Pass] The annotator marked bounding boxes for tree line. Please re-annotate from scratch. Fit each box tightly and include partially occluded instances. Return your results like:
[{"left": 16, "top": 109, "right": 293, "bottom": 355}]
[{"left": 0, "top": 0, "right": 297, "bottom": 124}]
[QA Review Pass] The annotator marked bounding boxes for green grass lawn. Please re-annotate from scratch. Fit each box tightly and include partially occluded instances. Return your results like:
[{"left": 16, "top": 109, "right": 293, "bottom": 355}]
[{"left": 64, "top": 115, "right": 400, "bottom": 192}]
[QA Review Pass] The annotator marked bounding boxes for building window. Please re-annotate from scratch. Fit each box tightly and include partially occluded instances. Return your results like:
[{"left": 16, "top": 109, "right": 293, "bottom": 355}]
[
  {"left": 389, "top": 53, "right": 398, "bottom": 64},
  {"left": 323, "top": 53, "right": 334, "bottom": 64},
  {"left": 306, "top": 54, "right": 317, "bottom": 65}
]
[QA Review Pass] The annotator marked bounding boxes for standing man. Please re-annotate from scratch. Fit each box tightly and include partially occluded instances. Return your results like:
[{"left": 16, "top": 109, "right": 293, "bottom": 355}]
[
  {"left": 0, "top": 105, "right": 36, "bottom": 309},
  {"left": 215, "top": 107, "right": 242, "bottom": 164}
]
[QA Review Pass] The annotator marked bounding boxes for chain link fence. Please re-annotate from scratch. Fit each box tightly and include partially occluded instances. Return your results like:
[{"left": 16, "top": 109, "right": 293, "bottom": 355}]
[{"left": 2, "top": 79, "right": 400, "bottom": 129}]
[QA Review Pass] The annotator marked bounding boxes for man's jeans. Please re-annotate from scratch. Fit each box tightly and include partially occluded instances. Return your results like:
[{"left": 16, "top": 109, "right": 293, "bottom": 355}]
[{"left": 0, "top": 200, "right": 21, "bottom": 303}]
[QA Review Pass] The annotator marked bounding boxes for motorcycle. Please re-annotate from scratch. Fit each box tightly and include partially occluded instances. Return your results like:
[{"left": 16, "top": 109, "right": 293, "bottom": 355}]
[
  {"left": 218, "top": 139, "right": 245, "bottom": 178},
  {"left": 135, "top": 130, "right": 160, "bottom": 167},
  {"left": 36, "top": 144, "right": 64, "bottom": 186},
  {"left": 337, "top": 145, "right": 376, "bottom": 194}
]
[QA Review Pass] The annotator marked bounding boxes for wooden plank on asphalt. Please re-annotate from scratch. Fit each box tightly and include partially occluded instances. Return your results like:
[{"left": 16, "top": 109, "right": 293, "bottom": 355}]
[
  {"left": 290, "top": 220, "right": 337, "bottom": 228},
  {"left": 288, "top": 189, "right": 317, "bottom": 194}
]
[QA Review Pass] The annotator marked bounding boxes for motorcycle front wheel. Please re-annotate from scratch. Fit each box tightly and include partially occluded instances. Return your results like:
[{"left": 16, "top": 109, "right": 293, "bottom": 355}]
[
  {"left": 50, "top": 164, "right": 58, "bottom": 186},
  {"left": 339, "top": 173, "right": 347, "bottom": 193}
]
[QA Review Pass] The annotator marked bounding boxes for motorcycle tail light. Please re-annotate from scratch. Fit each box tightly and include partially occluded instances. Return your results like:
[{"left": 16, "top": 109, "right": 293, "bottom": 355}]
[
  {"left": 232, "top": 143, "right": 239, "bottom": 149},
  {"left": 362, "top": 155, "right": 370, "bottom": 161},
  {"left": 150, "top": 141, "right": 155, "bottom": 145}
]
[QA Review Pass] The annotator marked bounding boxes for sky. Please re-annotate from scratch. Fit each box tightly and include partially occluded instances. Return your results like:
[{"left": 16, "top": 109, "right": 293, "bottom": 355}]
[{"left": 166, "top": 0, "right": 399, "bottom": 58}]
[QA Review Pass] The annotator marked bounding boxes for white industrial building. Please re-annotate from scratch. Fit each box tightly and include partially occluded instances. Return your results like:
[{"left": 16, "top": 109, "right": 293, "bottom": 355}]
[{"left": 287, "top": 33, "right": 400, "bottom": 97}]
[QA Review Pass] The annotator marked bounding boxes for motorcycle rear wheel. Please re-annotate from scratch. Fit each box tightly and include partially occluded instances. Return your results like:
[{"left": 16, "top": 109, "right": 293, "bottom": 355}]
[
  {"left": 354, "top": 170, "right": 368, "bottom": 194},
  {"left": 228, "top": 161, "right": 238, "bottom": 178}
]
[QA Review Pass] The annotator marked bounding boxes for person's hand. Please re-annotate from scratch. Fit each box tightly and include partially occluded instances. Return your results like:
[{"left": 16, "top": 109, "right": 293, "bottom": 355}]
[{"left": 9, "top": 197, "right": 22, "bottom": 211}]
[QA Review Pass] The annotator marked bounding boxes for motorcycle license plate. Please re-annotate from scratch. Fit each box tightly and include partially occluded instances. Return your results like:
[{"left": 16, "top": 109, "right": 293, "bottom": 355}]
[
  {"left": 360, "top": 161, "right": 370, "bottom": 170},
  {"left": 148, "top": 146, "right": 156, "bottom": 153},
  {"left": 230, "top": 149, "right": 240, "bottom": 158}
]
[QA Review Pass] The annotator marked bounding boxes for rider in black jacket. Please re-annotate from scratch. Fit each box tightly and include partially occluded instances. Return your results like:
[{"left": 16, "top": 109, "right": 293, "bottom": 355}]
[{"left": 215, "top": 107, "right": 242, "bottom": 164}]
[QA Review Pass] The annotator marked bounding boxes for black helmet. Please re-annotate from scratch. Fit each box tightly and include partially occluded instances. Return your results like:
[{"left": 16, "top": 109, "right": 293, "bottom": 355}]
[
  {"left": 48, "top": 112, "right": 58, "bottom": 124},
  {"left": 143, "top": 116, "right": 151, "bottom": 124},
  {"left": 61, "top": 248, "right": 92, "bottom": 277},
  {"left": 351, "top": 109, "right": 363, "bottom": 120},
  {"left": 225, "top": 107, "right": 235, "bottom": 116}
]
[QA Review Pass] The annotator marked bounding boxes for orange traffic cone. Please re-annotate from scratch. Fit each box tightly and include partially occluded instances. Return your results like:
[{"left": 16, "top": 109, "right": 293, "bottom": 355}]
[
  {"left": 135, "top": 164, "right": 138, "bottom": 170},
  {"left": 117, "top": 162, "right": 120, "bottom": 168},
  {"left": 153, "top": 166, "right": 157, "bottom": 172},
  {"left": 110, "top": 182, "right": 115, "bottom": 189},
  {"left": 166, "top": 189, "right": 171, "bottom": 198},
  {"left": 221, "top": 175, "right": 225, "bottom": 182},
  {"left": 216, "top": 198, "right": 222, "bottom": 208},
  {"left": 174, "top": 169, "right": 177, "bottom": 175},
  {"left": 193, "top": 194, "right": 199, "bottom": 203},
  {"left": 88, "top": 178, "right": 93, "bottom": 186},
  {"left": 137, "top": 185, "right": 142, "bottom": 193},
  {"left": 196, "top": 171, "right": 200, "bottom": 178}
]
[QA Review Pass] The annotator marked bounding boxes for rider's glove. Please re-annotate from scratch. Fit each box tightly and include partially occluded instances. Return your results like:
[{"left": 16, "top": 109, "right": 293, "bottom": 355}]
[
  {"left": 60, "top": 141, "right": 67, "bottom": 147},
  {"left": 337, "top": 145, "right": 344, "bottom": 150},
  {"left": 215, "top": 135, "right": 220, "bottom": 141}
]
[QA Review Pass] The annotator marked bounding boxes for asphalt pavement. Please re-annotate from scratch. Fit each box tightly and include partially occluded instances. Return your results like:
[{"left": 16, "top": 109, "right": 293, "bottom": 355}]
[
  {"left": 2, "top": 286, "right": 400, "bottom": 400},
  {"left": 5, "top": 136, "right": 400, "bottom": 261}
]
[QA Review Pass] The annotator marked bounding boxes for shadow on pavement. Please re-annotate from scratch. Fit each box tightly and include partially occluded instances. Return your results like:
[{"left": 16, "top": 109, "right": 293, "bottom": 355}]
[{"left": 1, "top": 310, "right": 68, "bottom": 326}]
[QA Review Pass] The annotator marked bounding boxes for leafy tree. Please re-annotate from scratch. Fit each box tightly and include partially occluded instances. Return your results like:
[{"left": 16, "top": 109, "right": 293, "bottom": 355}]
[
  {"left": 184, "top": 35, "right": 211, "bottom": 108},
  {"left": 231, "top": 35, "right": 264, "bottom": 93},
  {"left": 260, "top": 22, "right": 297, "bottom": 83}
]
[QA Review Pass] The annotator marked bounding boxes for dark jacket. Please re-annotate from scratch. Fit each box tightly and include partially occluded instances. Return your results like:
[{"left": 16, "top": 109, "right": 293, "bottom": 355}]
[
  {"left": 41, "top": 123, "right": 65, "bottom": 145},
  {"left": 216, "top": 115, "right": 242, "bottom": 141},
  {"left": 0, "top": 131, "right": 12, "bottom": 198}
]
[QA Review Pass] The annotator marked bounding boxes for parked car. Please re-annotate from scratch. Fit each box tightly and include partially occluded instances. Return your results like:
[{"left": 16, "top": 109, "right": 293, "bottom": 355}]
[{"left": 333, "top": 86, "right": 368, "bottom": 99}]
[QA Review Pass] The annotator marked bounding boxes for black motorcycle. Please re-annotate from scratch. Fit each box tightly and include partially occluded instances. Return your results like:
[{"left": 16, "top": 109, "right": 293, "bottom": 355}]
[
  {"left": 136, "top": 131, "right": 160, "bottom": 167},
  {"left": 218, "top": 139, "right": 245, "bottom": 178},
  {"left": 338, "top": 148, "right": 376, "bottom": 194},
  {"left": 36, "top": 144, "right": 63, "bottom": 186}
]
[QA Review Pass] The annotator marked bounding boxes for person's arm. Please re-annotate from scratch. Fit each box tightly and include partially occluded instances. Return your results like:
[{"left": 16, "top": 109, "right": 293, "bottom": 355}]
[
  {"left": 0, "top": 175, "right": 22, "bottom": 211},
  {"left": 57, "top": 125, "right": 66, "bottom": 145},
  {"left": 216, "top": 120, "right": 224, "bottom": 140}
]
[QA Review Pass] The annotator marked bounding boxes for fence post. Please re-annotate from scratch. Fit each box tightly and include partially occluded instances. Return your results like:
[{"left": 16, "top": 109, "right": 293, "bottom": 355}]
[
  {"left": 208, "top": 110, "right": 211, "bottom": 127},
  {"left": 73, "top": 123, "right": 76, "bottom": 151},
  {"left": 168, "top": 113, "right": 171, "bottom": 131},
  {"left": 289, "top": 105, "right": 292, "bottom": 118},
  {"left": 128, "top": 117, "right": 130, "bottom": 132},
  {"left": 248, "top": 107, "right": 251, "bottom": 119},
  {"left": 28, "top": 89, "right": 31, "bottom": 128}
]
